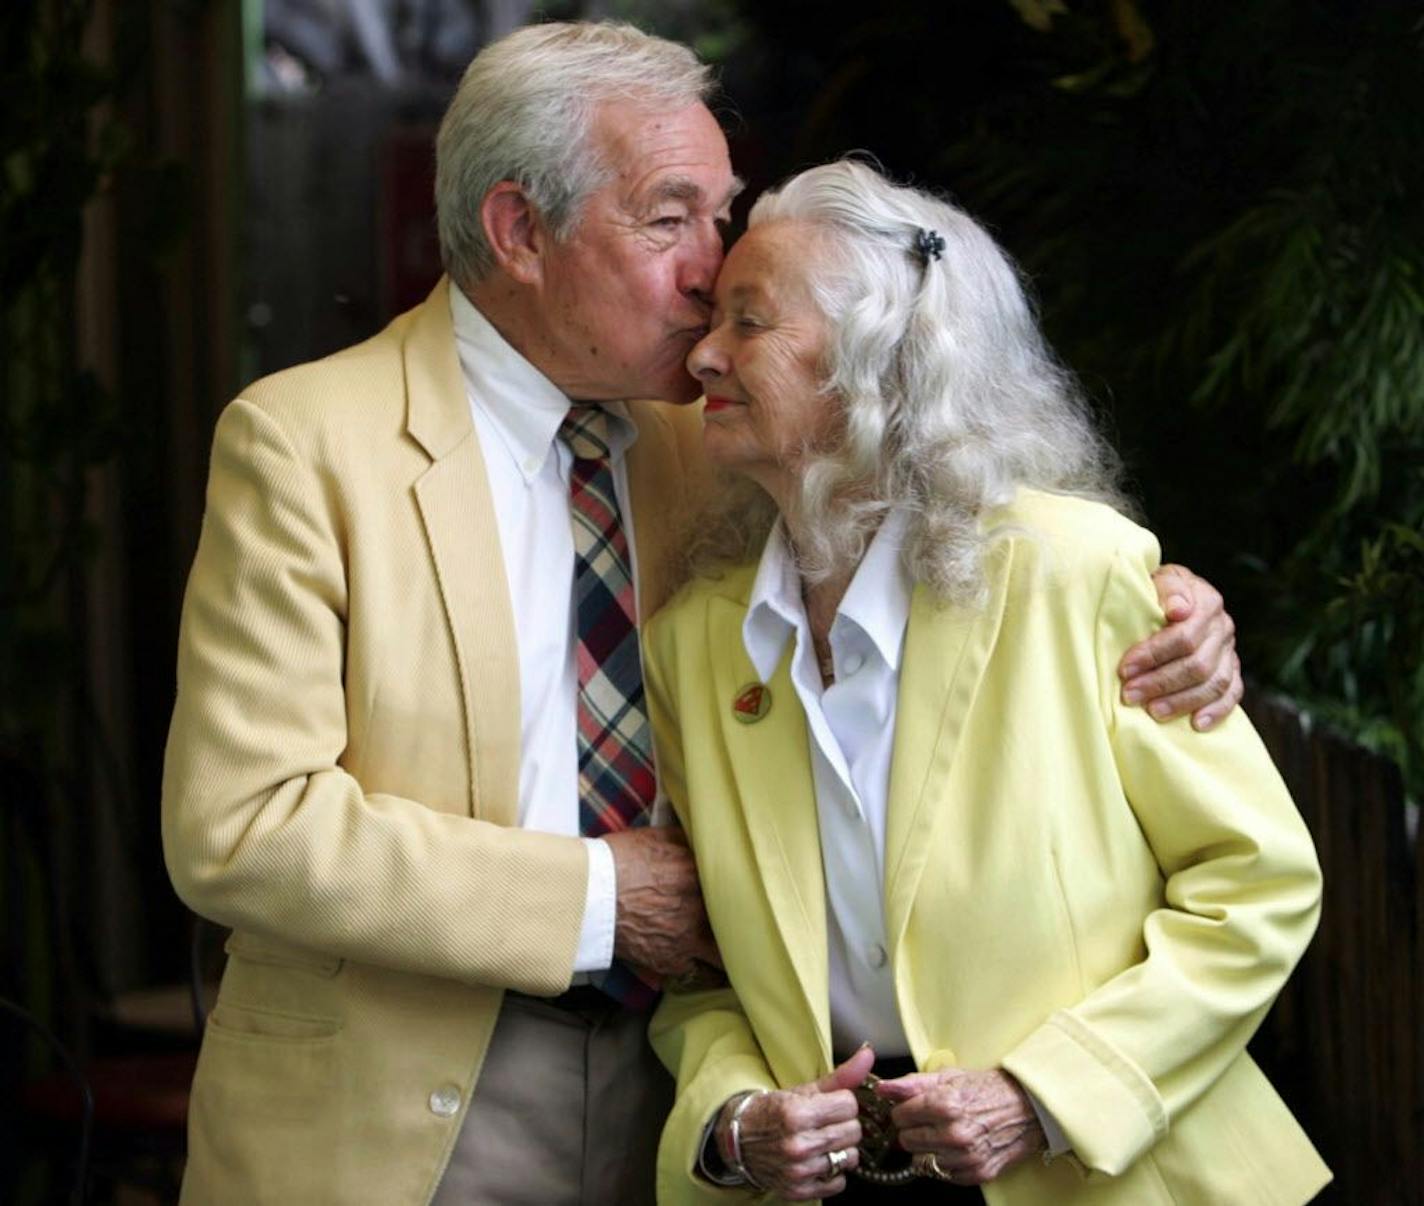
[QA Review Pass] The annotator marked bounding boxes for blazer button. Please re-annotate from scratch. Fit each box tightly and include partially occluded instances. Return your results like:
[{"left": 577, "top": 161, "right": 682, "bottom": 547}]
[
  {"left": 429, "top": 1084, "right": 462, "bottom": 1118},
  {"left": 867, "top": 943, "right": 888, "bottom": 969}
]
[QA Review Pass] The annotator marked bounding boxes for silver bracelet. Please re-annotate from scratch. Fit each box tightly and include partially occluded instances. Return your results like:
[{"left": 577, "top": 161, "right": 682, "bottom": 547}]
[{"left": 726, "top": 1089, "right": 768, "bottom": 1191}]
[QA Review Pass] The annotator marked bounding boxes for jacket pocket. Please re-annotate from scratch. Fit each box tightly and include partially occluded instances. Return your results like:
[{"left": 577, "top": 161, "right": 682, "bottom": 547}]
[
  {"left": 186, "top": 999, "right": 347, "bottom": 1201},
  {"left": 224, "top": 928, "right": 343, "bottom": 977},
  {"left": 206, "top": 998, "right": 342, "bottom": 1042}
]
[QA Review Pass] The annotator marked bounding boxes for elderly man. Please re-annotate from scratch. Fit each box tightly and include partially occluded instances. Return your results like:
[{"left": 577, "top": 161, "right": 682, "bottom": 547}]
[{"left": 162, "top": 20, "right": 1242, "bottom": 1205}]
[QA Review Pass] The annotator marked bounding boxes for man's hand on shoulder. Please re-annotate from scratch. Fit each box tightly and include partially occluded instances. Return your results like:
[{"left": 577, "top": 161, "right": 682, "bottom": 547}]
[
  {"left": 1119, "top": 563, "right": 1243, "bottom": 731},
  {"left": 603, "top": 827, "right": 723, "bottom": 982}
]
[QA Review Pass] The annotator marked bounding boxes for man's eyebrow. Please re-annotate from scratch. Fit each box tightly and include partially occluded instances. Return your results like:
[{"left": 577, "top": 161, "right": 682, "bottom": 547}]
[
  {"left": 723, "top": 176, "right": 747, "bottom": 210},
  {"left": 646, "top": 176, "right": 705, "bottom": 206},
  {"left": 645, "top": 174, "right": 747, "bottom": 212}
]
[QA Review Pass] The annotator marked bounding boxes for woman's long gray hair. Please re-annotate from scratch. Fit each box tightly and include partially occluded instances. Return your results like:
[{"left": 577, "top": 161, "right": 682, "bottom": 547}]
[{"left": 683, "top": 158, "right": 1129, "bottom": 605}]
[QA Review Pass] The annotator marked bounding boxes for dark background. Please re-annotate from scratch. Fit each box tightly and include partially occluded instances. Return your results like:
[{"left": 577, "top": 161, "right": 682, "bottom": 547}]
[{"left": 3, "top": 0, "right": 1420, "bottom": 1201}]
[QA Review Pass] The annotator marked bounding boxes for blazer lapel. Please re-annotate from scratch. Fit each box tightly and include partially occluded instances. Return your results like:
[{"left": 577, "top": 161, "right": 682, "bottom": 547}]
[
  {"left": 706, "top": 595, "right": 832, "bottom": 1063},
  {"left": 882, "top": 543, "right": 1014, "bottom": 966},
  {"left": 405, "top": 279, "right": 521, "bottom": 825}
]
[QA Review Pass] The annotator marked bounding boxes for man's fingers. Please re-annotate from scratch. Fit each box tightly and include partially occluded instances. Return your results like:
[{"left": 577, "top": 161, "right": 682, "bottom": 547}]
[
  {"left": 1149, "top": 562, "right": 1198, "bottom": 623},
  {"left": 1119, "top": 612, "right": 1208, "bottom": 684},
  {"left": 1125, "top": 628, "right": 1236, "bottom": 720},
  {"left": 1120, "top": 564, "right": 1229, "bottom": 682},
  {"left": 1191, "top": 652, "right": 1244, "bottom": 731},
  {"left": 1142, "top": 673, "right": 1235, "bottom": 725}
]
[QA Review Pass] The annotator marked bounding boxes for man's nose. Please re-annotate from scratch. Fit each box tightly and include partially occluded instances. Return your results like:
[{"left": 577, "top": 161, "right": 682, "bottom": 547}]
[{"left": 681, "top": 223, "right": 724, "bottom": 302}]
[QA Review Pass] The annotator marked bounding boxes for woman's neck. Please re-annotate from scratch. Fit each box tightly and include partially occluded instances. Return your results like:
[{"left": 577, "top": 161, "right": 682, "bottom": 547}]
[{"left": 801, "top": 573, "right": 851, "bottom": 645}]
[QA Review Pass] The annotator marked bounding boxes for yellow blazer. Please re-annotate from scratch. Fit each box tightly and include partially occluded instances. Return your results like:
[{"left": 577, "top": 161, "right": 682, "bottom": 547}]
[
  {"left": 162, "top": 279, "right": 707, "bottom": 1203},
  {"left": 644, "top": 490, "right": 1329, "bottom": 1205}
]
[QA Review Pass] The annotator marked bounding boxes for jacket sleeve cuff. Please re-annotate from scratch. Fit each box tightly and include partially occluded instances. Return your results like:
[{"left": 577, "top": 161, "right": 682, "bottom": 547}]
[{"left": 1000, "top": 1010, "right": 1166, "bottom": 1175}]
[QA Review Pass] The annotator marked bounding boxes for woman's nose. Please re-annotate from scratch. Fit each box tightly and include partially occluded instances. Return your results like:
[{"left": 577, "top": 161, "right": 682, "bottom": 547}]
[{"left": 686, "top": 331, "right": 726, "bottom": 381}]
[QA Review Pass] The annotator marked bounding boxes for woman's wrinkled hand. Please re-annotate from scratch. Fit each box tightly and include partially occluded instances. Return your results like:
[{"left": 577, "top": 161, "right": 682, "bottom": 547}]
[
  {"left": 716, "top": 1047, "right": 874, "bottom": 1200},
  {"left": 875, "top": 1066, "right": 1045, "bottom": 1186}
]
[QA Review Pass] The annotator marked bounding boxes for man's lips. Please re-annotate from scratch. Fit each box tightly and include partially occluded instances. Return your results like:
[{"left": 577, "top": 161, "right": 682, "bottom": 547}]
[{"left": 704, "top": 396, "right": 741, "bottom": 413}]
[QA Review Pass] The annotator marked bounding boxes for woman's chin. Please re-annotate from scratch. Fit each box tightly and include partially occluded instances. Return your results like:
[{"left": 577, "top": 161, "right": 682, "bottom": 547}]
[{"left": 700, "top": 424, "right": 750, "bottom": 471}]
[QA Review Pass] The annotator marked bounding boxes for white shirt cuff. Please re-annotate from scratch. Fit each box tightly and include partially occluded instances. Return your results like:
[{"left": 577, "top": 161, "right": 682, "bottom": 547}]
[
  {"left": 571, "top": 837, "right": 617, "bottom": 973},
  {"left": 1026, "top": 1088, "right": 1071, "bottom": 1156}
]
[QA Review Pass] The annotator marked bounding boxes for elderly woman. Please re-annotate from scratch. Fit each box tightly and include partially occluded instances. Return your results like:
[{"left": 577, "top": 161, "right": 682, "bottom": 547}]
[{"left": 642, "top": 161, "right": 1328, "bottom": 1205}]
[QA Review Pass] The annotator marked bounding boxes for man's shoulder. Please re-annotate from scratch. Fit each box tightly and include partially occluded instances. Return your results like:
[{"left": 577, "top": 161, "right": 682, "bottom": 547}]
[
  {"left": 236, "top": 310, "right": 419, "bottom": 439},
  {"left": 625, "top": 397, "right": 707, "bottom": 461}
]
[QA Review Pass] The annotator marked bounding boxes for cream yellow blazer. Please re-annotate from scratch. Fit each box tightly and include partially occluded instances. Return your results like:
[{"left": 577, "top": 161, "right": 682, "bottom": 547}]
[
  {"left": 162, "top": 280, "right": 707, "bottom": 1203},
  {"left": 644, "top": 491, "right": 1329, "bottom": 1205}
]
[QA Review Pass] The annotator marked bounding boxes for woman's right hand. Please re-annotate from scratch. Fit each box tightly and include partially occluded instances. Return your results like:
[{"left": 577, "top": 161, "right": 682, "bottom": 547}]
[{"left": 716, "top": 1047, "right": 874, "bottom": 1200}]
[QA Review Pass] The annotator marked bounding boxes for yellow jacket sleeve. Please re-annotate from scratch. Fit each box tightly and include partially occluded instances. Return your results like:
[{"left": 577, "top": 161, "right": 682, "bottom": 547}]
[
  {"left": 1000, "top": 527, "right": 1323, "bottom": 1175},
  {"left": 162, "top": 397, "right": 587, "bottom": 993}
]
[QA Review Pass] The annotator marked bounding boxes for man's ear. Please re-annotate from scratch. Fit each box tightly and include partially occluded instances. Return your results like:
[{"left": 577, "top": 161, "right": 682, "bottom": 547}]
[{"left": 481, "top": 181, "right": 545, "bottom": 285}]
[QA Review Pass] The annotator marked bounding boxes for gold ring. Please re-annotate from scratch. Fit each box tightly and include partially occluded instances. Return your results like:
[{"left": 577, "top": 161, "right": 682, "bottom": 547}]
[
  {"left": 910, "top": 1151, "right": 956, "bottom": 1182},
  {"left": 824, "top": 1147, "right": 849, "bottom": 1179}
]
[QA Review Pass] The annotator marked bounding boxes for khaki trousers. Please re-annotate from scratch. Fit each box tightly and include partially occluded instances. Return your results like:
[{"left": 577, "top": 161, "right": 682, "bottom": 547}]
[{"left": 432, "top": 992, "right": 672, "bottom": 1205}]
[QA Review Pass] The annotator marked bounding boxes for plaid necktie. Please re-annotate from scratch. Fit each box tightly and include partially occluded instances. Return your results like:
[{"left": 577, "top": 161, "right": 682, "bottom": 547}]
[{"left": 558, "top": 405, "right": 659, "bottom": 1009}]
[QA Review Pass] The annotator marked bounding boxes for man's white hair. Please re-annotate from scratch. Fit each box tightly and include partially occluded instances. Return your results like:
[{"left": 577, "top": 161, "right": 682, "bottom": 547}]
[
  {"left": 435, "top": 21, "right": 715, "bottom": 288},
  {"left": 685, "top": 159, "right": 1128, "bottom": 604}
]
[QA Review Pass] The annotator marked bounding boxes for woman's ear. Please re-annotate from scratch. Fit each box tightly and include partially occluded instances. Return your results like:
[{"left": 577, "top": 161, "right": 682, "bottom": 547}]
[{"left": 481, "top": 181, "right": 544, "bottom": 285}]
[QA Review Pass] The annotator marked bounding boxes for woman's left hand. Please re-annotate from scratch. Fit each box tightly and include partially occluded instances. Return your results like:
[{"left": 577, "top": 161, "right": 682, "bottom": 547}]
[{"left": 875, "top": 1067, "right": 1046, "bottom": 1186}]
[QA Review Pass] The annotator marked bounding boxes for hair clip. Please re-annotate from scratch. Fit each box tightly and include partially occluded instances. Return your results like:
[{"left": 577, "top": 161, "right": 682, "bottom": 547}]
[{"left": 914, "top": 227, "right": 945, "bottom": 266}]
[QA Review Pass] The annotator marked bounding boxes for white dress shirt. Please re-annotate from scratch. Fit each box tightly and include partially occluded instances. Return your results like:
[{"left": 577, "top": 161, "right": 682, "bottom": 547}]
[
  {"left": 742, "top": 511, "right": 1068, "bottom": 1151},
  {"left": 449, "top": 281, "right": 625, "bottom": 974},
  {"left": 743, "top": 511, "right": 914, "bottom": 1056}
]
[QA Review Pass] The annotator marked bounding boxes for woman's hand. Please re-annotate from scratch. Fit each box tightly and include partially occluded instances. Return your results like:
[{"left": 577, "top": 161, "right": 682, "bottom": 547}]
[
  {"left": 875, "top": 1067, "right": 1045, "bottom": 1186},
  {"left": 1120, "top": 563, "right": 1242, "bottom": 731},
  {"left": 716, "top": 1047, "right": 873, "bottom": 1200}
]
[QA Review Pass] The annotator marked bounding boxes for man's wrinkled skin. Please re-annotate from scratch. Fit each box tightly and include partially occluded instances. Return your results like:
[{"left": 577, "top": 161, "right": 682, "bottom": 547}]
[{"left": 604, "top": 827, "right": 720, "bottom": 981}]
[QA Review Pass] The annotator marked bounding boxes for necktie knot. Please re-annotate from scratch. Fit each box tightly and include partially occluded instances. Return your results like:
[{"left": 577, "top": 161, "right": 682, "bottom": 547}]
[{"left": 558, "top": 405, "right": 612, "bottom": 463}]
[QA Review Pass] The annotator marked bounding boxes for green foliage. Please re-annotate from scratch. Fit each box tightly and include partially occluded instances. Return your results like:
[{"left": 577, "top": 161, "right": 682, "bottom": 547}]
[
  {"left": 960, "top": 0, "right": 1424, "bottom": 798},
  {"left": 726, "top": 0, "right": 1423, "bottom": 799}
]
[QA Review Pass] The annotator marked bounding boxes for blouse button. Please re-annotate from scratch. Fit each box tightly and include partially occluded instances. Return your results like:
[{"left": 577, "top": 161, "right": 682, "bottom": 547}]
[{"left": 429, "top": 1084, "right": 462, "bottom": 1118}]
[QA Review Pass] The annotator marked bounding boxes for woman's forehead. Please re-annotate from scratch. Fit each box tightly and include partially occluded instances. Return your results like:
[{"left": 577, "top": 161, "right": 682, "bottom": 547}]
[{"left": 718, "top": 221, "right": 824, "bottom": 299}]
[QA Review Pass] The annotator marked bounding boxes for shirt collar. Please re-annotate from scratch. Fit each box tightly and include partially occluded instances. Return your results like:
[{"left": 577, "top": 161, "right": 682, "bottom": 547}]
[
  {"left": 448, "top": 281, "right": 637, "bottom": 482},
  {"left": 743, "top": 521, "right": 803, "bottom": 682},
  {"left": 742, "top": 510, "right": 913, "bottom": 682},
  {"left": 837, "top": 509, "right": 913, "bottom": 672}
]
